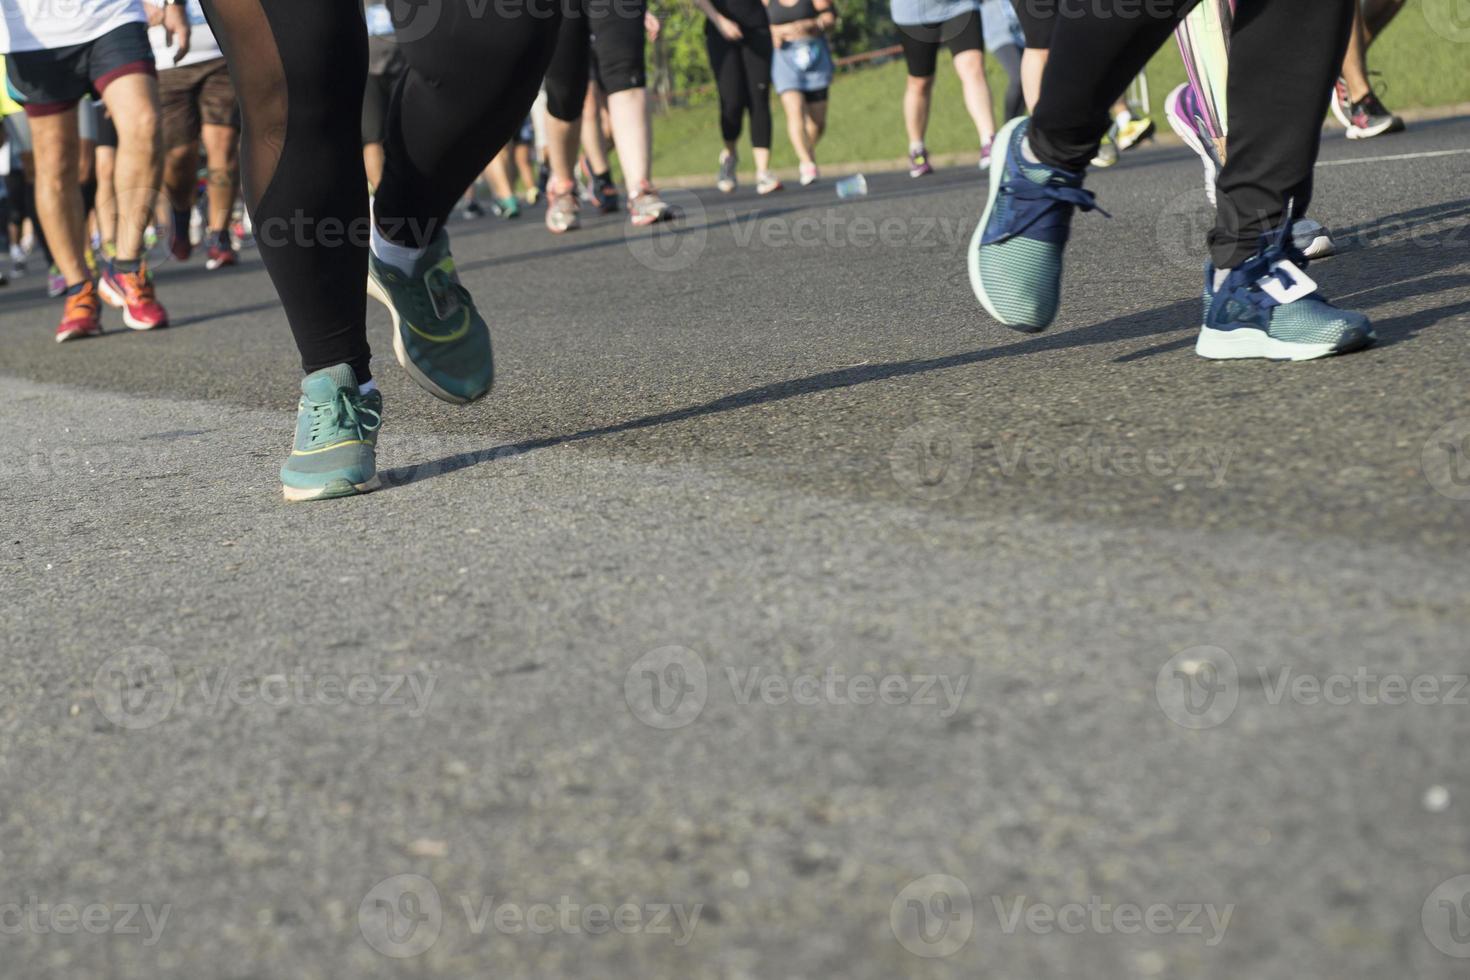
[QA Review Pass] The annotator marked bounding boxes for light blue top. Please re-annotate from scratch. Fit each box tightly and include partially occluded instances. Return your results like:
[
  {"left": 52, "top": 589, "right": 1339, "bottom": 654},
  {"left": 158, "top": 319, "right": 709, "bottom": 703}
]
[{"left": 889, "top": 0, "right": 979, "bottom": 28}]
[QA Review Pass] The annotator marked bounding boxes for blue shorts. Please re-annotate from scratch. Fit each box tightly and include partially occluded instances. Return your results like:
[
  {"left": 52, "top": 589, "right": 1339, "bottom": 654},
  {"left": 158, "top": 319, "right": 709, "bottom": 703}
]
[{"left": 772, "top": 38, "right": 833, "bottom": 97}]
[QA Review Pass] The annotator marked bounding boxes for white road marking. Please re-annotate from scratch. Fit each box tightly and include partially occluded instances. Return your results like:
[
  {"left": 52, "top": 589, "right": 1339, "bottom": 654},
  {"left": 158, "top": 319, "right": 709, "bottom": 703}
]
[{"left": 1318, "top": 147, "right": 1470, "bottom": 167}]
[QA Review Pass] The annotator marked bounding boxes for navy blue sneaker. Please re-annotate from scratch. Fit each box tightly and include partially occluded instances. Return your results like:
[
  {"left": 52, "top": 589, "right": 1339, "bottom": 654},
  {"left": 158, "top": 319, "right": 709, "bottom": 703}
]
[
  {"left": 968, "top": 117, "right": 1105, "bottom": 332},
  {"left": 1198, "top": 225, "right": 1373, "bottom": 361}
]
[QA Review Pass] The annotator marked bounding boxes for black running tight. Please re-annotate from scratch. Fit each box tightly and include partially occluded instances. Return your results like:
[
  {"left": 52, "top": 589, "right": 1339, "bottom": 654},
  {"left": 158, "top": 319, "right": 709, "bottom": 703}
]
[
  {"left": 198, "top": 0, "right": 560, "bottom": 382},
  {"left": 706, "top": 24, "right": 774, "bottom": 149},
  {"left": 1019, "top": 0, "right": 1353, "bottom": 267}
]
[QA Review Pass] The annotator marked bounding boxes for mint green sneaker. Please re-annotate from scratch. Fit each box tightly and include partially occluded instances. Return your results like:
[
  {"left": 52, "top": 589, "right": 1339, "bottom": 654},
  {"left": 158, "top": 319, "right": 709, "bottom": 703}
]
[
  {"left": 280, "top": 364, "right": 383, "bottom": 502},
  {"left": 366, "top": 228, "right": 493, "bottom": 404}
]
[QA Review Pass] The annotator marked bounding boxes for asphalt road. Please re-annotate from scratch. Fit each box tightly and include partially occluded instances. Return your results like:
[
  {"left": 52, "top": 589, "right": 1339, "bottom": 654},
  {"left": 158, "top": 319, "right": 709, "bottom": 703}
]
[{"left": 2, "top": 116, "right": 1469, "bottom": 980}]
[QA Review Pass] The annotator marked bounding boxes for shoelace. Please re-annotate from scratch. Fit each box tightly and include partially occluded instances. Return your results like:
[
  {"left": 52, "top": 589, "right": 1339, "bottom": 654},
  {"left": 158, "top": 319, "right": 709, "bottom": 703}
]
[
  {"left": 1230, "top": 223, "right": 1316, "bottom": 311},
  {"left": 1001, "top": 177, "right": 1109, "bottom": 239},
  {"left": 310, "top": 389, "right": 382, "bottom": 443}
]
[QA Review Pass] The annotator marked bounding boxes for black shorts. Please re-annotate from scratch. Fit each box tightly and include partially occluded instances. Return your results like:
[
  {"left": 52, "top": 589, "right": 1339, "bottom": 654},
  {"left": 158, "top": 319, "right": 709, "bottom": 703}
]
[
  {"left": 1009, "top": 0, "right": 1055, "bottom": 48},
  {"left": 6, "top": 23, "right": 156, "bottom": 117},
  {"left": 897, "top": 11, "right": 985, "bottom": 78}
]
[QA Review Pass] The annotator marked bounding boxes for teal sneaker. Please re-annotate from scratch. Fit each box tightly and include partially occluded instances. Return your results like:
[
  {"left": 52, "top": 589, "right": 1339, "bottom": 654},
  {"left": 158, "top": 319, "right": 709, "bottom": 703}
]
[
  {"left": 280, "top": 365, "right": 383, "bottom": 502},
  {"left": 1197, "top": 225, "right": 1374, "bottom": 361},
  {"left": 366, "top": 228, "right": 493, "bottom": 404},
  {"left": 968, "top": 117, "right": 1105, "bottom": 333}
]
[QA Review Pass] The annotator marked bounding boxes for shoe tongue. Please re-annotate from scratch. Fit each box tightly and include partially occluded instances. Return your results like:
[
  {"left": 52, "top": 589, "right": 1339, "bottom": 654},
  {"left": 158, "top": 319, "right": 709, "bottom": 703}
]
[{"left": 303, "top": 364, "right": 357, "bottom": 402}]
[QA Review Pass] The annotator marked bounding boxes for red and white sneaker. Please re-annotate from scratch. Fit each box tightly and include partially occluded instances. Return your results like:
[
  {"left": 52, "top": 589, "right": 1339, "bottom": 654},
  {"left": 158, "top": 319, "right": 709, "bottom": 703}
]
[
  {"left": 99, "top": 263, "right": 169, "bottom": 330},
  {"left": 205, "top": 243, "right": 238, "bottom": 270},
  {"left": 55, "top": 281, "right": 103, "bottom": 343}
]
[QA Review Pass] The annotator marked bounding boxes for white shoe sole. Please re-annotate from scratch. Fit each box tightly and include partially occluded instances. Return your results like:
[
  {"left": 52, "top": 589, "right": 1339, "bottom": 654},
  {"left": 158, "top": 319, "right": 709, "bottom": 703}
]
[
  {"left": 366, "top": 271, "right": 476, "bottom": 406},
  {"left": 282, "top": 475, "right": 381, "bottom": 503},
  {"left": 1196, "top": 326, "right": 1347, "bottom": 362},
  {"left": 967, "top": 115, "right": 1025, "bottom": 328},
  {"left": 1164, "top": 84, "right": 1218, "bottom": 208},
  {"left": 1346, "top": 118, "right": 1397, "bottom": 140}
]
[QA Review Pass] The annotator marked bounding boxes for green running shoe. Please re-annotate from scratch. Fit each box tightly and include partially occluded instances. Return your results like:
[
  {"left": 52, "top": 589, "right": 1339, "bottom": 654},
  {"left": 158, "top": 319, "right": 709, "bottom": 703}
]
[
  {"left": 968, "top": 117, "right": 1105, "bottom": 333},
  {"left": 367, "top": 227, "right": 493, "bottom": 404},
  {"left": 280, "top": 365, "right": 383, "bottom": 502}
]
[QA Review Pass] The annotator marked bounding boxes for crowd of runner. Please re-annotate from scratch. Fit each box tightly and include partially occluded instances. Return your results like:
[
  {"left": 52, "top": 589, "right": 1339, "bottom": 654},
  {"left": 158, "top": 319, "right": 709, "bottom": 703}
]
[{"left": 0, "top": 0, "right": 1412, "bottom": 499}]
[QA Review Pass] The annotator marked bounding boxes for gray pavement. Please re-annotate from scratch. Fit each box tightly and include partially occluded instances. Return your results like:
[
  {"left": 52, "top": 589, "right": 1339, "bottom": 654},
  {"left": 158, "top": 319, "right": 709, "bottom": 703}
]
[{"left": 2, "top": 116, "right": 1469, "bottom": 979}]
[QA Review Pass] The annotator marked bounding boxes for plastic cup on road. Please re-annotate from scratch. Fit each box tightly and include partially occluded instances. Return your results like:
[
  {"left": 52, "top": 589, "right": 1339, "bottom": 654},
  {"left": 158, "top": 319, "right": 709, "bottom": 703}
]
[{"left": 835, "top": 174, "right": 867, "bottom": 200}]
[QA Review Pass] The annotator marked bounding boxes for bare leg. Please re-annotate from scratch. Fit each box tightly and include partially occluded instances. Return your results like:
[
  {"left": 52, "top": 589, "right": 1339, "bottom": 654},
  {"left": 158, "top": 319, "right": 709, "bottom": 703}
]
[
  {"left": 804, "top": 98, "right": 826, "bottom": 150},
  {"left": 1341, "top": 6, "right": 1371, "bottom": 101},
  {"left": 579, "top": 83, "right": 611, "bottom": 175},
  {"left": 485, "top": 144, "right": 515, "bottom": 200},
  {"left": 904, "top": 73, "right": 933, "bottom": 146},
  {"left": 201, "top": 122, "right": 239, "bottom": 233},
  {"left": 606, "top": 87, "right": 651, "bottom": 189},
  {"left": 29, "top": 109, "right": 88, "bottom": 285},
  {"left": 951, "top": 48, "right": 996, "bottom": 145},
  {"left": 1362, "top": 0, "right": 1406, "bottom": 46},
  {"left": 100, "top": 74, "right": 162, "bottom": 264},
  {"left": 95, "top": 146, "right": 118, "bottom": 250},
  {"left": 780, "top": 89, "right": 813, "bottom": 165},
  {"left": 1021, "top": 47, "right": 1048, "bottom": 112},
  {"left": 363, "top": 142, "right": 384, "bottom": 189}
]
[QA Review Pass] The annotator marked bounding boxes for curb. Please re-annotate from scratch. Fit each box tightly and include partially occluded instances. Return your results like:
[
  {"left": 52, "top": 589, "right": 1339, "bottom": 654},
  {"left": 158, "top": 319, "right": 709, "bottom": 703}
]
[{"left": 656, "top": 103, "right": 1470, "bottom": 190}]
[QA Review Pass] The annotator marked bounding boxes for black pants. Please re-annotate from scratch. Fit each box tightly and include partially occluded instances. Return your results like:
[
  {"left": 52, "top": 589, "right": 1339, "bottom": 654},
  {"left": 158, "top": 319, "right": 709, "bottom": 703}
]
[
  {"left": 706, "top": 23, "right": 773, "bottom": 149},
  {"left": 1014, "top": 0, "right": 1353, "bottom": 267},
  {"left": 545, "top": 0, "right": 648, "bottom": 121},
  {"left": 200, "top": 0, "right": 560, "bottom": 383}
]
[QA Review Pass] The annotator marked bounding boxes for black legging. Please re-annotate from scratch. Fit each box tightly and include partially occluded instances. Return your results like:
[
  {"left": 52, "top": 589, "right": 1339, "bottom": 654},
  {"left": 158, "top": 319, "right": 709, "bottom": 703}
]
[
  {"left": 199, "top": 0, "right": 560, "bottom": 383},
  {"left": 545, "top": 0, "right": 648, "bottom": 121},
  {"left": 706, "top": 23, "right": 773, "bottom": 150},
  {"left": 1014, "top": 0, "right": 1353, "bottom": 267}
]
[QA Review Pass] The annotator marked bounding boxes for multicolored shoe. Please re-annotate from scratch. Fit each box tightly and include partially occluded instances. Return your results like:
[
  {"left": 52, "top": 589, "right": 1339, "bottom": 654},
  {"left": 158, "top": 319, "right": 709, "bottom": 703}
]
[
  {"left": 756, "top": 171, "right": 783, "bottom": 195},
  {"left": 367, "top": 227, "right": 494, "bottom": 404},
  {"left": 206, "top": 240, "right": 239, "bottom": 270},
  {"left": 47, "top": 265, "right": 66, "bottom": 298},
  {"left": 1091, "top": 127, "right": 1119, "bottom": 168},
  {"left": 1164, "top": 82, "right": 1223, "bottom": 207},
  {"left": 1115, "top": 115, "right": 1155, "bottom": 152},
  {"left": 545, "top": 179, "right": 581, "bottom": 234},
  {"left": 799, "top": 162, "right": 819, "bottom": 186},
  {"left": 55, "top": 281, "right": 103, "bottom": 343},
  {"left": 1197, "top": 225, "right": 1373, "bottom": 361},
  {"left": 280, "top": 365, "right": 382, "bottom": 502},
  {"left": 628, "top": 182, "right": 673, "bottom": 227},
  {"left": 98, "top": 262, "right": 168, "bottom": 330},
  {"left": 909, "top": 146, "right": 933, "bottom": 178},
  {"left": 717, "top": 150, "right": 738, "bottom": 193},
  {"left": 579, "top": 157, "right": 620, "bottom": 213},
  {"left": 968, "top": 117, "right": 1104, "bottom": 333},
  {"left": 979, "top": 137, "right": 993, "bottom": 171}
]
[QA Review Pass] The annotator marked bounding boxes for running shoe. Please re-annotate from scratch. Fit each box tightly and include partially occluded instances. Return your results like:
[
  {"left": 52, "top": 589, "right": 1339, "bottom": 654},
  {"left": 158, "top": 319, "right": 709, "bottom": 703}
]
[
  {"left": 1197, "top": 225, "right": 1372, "bottom": 361},
  {"left": 1091, "top": 127, "right": 1119, "bottom": 168},
  {"left": 545, "top": 179, "right": 581, "bottom": 234},
  {"left": 757, "top": 171, "right": 784, "bottom": 195},
  {"left": 206, "top": 242, "right": 239, "bottom": 270},
  {"left": 366, "top": 227, "right": 494, "bottom": 404},
  {"left": 55, "top": 281, "right": 103, "bottom": 343},
  {"left": 462, "top": 198, "right": 486, "bottom": 220},
  {"left": 968, "top": 117, "right": 1104, "bottom": 333},
  {"left": 279, "top": 364, "right": 382, "bottom": 502},
  {"left": 979, "top": 138, "right": 993, "bottom": 171},
  {"left": 1291, "top": 217, "right": 1336, "bottom": 261},
  {"left": 1330, "top": 77, "right": 1354, "bottom": 129},
  {"left": 579, "top": 158, "right": 620, "bottom": 213},
  {"left": 628, "top": 182, "right": 673, "bottom": 227},
  {"left": 799, "top": 162, "right": 819, "bottom": 186},
  {"left": 47, "top": 265, "right": 66, "bottom": 298},
  {"left": 99, "top": 263, "right": 169, "bottom": 330},
  {"left": 1339, "top": 85, "right": 1404, "bottom": 140},
  {"left": 909, "top": 146, "right": 934, "bottom": 178},
  {"left": 9, "top": 243, "right": 26, "bottom": 276},
  {"left": 491, "top": 196, "right": 521, "bottom": 219},
  {"left": 1164, "top": 82, "right": 1222, "bottom": 207},
  {"left": 717, "top": 150, "right": 738, "bottom": 193},
  {"left": 1115, "top": 116, "right": 1155, "bottom": 152}
]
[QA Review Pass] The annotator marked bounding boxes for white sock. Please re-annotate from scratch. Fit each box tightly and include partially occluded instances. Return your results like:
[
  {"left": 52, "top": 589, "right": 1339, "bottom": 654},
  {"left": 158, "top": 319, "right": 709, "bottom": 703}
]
[
  {"left": 369, "top": 202, "right": 427, "bottom": 275},
  {"left": 359, "top": 380, "right": 378, "bottom": 396},
  {"left": 1114, "top": 107, "right": 1133, "bottom": 127},
  {"left": 1213, "top": 268, "right": 1230, "bottom": 291},
  {"left": 1020, "top": 137, "right": 1040, "bottom": 165},
  {"left": 909, "top": 140, "right": 925, "bottom": 155}
]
